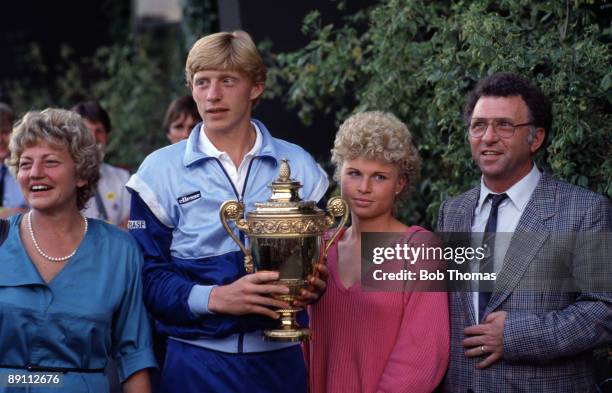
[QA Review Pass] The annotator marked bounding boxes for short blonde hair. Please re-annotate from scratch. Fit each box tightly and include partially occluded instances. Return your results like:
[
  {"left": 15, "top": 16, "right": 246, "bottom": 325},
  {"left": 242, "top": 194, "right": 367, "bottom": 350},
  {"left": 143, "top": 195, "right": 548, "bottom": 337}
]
[
  {"left": 331, "top": 111, "right": 421, "bottom": 195},
  {"left": 185, "top": 30, "right": 266, "bottom": 88},
  {"left": 8, "top": 108, "right": 101, "bottom": 210}
]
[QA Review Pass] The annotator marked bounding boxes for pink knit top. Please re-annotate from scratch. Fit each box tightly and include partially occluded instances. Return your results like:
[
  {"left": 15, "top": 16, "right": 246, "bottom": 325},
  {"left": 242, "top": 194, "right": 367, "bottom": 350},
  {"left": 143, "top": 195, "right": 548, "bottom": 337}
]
[{"left": 308, "top": 226, "right": 449, "bottom": 393}]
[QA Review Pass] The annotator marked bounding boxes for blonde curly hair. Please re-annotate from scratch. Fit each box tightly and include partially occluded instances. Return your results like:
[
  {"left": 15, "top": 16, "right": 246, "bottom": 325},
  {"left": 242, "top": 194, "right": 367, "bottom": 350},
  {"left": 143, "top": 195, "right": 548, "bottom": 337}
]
[
  {"left": 331, "top": 111, "right": 421, "bottom": 197},
  {"left": 8, "top": 108, "right": 101, "bottom": 210}
]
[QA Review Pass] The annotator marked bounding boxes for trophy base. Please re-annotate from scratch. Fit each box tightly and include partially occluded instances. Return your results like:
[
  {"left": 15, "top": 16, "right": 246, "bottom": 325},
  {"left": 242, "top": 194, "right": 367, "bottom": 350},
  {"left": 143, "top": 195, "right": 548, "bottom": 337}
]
[
  {"left": 264, "top": 328, "right": 311, "bottom": 342},
  {"left": 263, "top": 307, "right": 310, "bottom": 342}
]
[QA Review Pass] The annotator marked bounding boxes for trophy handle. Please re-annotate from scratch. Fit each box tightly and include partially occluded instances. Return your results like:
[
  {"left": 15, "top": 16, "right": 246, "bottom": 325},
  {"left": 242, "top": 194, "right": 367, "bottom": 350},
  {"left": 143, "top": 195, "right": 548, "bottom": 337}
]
[
  {"left": 219, "top": 200, "right": 254, "bottom": 273},
  {"left": 324, "top": 196, "right": 350, "bottom": 257}
]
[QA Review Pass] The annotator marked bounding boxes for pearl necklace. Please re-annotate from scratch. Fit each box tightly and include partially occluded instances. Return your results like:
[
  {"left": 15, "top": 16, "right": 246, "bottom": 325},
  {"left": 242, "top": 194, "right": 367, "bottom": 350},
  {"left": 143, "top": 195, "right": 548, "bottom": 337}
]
[{"left": 27, "top": 211, "right": 88, "bottom": 263}]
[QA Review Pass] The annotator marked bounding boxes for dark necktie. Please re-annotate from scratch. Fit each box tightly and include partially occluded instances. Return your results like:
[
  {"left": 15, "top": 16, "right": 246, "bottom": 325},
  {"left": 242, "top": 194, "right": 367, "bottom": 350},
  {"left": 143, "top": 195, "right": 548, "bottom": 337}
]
[
  {"left": 0, "top": 164, "right": 6, "bottom": 208},
  {"left": 478, "top": 193, "right": 508, "bottom": 321}
]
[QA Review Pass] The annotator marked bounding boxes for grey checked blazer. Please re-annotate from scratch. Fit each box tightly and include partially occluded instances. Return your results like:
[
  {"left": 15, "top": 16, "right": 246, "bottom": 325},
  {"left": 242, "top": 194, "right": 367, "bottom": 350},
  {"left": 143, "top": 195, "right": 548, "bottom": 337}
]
[{"left": 437, "top": 173, "right": 612, "bottom": 393}]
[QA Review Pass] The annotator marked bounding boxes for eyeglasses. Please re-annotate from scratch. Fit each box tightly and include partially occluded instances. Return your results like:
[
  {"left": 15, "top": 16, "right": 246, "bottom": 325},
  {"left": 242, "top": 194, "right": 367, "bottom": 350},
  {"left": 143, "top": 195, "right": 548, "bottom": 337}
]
[{"left": 468, "top": 118, "right": 533, "bottom": 139}]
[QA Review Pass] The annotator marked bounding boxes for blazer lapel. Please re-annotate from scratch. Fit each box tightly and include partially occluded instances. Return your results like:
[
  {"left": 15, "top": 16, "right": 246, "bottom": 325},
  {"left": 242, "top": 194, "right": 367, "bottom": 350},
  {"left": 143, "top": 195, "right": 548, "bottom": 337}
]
[
  {"left": 453, "top": 187, "right": 480, "bottom": 325},
  {"left": 487, "top": 174, "right": 557, "bottom": 312},
  {"left": 455, "top": 187, "right": 479, "bottom": 232}
]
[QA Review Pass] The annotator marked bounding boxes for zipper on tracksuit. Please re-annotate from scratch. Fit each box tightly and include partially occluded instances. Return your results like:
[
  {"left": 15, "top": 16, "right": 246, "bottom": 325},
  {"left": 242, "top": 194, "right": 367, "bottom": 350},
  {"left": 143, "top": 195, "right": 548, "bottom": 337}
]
[{"left": 214, "top": 157, "right": 257, "bottom": 354}]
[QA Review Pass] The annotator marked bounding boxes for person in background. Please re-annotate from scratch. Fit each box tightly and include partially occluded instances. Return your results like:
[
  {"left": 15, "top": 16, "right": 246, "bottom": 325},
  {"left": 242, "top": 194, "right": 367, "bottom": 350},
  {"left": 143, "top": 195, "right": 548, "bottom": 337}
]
[
  {"left": 0, "top": 108, "right": 156, "bottom": 393},
  {"left": 163, "top": 95, "right": 201, "bottom": 144},
  {"left": 308, "top": 111, "right": 449, "bottom": 393},
  {"left": 0, "top": 103, "right": 27, "bottom": 218},
  {"left": 71, "top": 101, "right": 131, "bottom": 228}
]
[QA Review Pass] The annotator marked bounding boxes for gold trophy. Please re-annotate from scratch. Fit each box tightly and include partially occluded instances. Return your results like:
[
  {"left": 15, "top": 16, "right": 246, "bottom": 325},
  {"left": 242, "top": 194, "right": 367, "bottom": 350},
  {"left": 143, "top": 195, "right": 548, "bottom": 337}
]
[{"left": 219, "top": 159, "right": 348, "bottom": 341}]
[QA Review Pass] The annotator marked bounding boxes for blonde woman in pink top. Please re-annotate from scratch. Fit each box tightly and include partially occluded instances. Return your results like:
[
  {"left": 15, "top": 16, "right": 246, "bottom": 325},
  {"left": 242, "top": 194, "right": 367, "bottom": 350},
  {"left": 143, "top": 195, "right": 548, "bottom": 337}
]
[{"left": 309, "top": 111, "right": 449, "bottom": 393}]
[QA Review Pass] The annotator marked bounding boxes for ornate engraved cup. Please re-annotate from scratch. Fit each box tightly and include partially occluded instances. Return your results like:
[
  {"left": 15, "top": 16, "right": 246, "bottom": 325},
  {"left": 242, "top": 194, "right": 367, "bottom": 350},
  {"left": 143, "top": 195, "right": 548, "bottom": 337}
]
[{"left": 219, "top": 159, "right": 348, "bottom": 341}]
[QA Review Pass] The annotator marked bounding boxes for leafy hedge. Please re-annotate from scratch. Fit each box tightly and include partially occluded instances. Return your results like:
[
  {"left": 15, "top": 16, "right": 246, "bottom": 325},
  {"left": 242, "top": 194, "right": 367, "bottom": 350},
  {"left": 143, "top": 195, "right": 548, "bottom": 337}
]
[
  {"left": 3, "top": 0, "right": 219, "bottom": 172},
  {"left": 4, "top": 42, "right": 170, "bottom": 170},
  {"left": 270, "top": 0, "right": 611, "bottom": 228}
]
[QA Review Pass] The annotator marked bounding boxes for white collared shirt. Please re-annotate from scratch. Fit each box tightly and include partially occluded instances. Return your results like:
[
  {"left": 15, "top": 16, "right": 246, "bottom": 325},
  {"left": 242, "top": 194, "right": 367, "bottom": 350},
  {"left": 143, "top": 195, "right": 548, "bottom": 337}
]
[
  {"left": 82, "top": 162, "right": 131, "bottom": 226},
  {"left": 471, "top": 163, "right": 541, "bottom": 319},
  {"left": 198, "top": 121, "right": 262, "bottom": 196},
  {"left": 472, "top": 163, "right": 541, "bottom": 234}
]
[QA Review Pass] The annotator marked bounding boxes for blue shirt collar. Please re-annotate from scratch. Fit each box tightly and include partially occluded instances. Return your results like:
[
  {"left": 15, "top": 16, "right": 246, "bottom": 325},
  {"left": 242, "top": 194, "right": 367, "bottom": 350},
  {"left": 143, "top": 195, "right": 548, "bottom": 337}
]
[
  {"left": 199, "top": 121, "right": 263, "bottom": 160},
  {"left": 182, "top": 118, "right": 278, "bottom": 167}
]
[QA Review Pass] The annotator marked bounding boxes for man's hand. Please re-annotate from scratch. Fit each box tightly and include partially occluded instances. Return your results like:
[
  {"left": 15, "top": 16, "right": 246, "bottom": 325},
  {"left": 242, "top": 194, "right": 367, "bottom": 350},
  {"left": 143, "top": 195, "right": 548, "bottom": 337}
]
[
  {"left": 293, "top": 263, "right": 328, "bottom": 308},
  {"left": 462, "top": 311, "right": 507, "bottom": 368},
  {"left": 208, "top": 271, "right": 291, "bottom": 319}
]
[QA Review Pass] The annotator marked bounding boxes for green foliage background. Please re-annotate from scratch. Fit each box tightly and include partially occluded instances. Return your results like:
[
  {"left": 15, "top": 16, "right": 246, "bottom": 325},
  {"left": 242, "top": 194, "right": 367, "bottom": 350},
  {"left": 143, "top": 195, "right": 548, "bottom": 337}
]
[
  {"left": 269, "top": 0, "right": 611, "bottom": 229},
  {"left": 3, "top": 0, "right": 609, "bottom": 228},
  {"left": 2, "top": 0, "right": 218, "bottom": 171}
]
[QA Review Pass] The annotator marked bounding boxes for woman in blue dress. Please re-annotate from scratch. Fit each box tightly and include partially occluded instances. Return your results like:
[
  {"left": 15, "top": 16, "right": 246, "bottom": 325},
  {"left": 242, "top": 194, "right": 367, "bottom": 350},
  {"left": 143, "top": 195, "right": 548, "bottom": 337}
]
[{"left": 0, "top": 108, "right": 156, "bottom": 392}]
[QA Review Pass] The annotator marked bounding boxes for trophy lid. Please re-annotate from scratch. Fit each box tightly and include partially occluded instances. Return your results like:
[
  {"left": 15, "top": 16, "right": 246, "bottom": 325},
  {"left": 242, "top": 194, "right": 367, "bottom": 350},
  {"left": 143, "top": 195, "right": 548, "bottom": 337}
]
[
  {"left": 250, "top": 159, "right": 322, "bottom": 217},
  {"left": 269, "top": 158, "right": 302, "bottom": 203},
  {"left": 223, "top": 159, "right": 346, "bottom": 239}
]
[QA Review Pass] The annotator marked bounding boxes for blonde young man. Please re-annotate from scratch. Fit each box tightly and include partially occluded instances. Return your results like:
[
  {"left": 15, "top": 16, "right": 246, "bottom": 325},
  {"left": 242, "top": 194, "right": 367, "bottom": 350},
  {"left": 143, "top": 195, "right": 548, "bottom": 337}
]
[{"left": 126, "top": 31, "right": 329, "bottom": 393}]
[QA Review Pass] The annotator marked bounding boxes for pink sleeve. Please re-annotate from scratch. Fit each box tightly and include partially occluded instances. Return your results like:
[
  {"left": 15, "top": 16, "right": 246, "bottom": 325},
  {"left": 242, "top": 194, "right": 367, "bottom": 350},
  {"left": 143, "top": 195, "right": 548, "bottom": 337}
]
[{"left": 376, "top": 291, "right": 450, "bottom": 393}]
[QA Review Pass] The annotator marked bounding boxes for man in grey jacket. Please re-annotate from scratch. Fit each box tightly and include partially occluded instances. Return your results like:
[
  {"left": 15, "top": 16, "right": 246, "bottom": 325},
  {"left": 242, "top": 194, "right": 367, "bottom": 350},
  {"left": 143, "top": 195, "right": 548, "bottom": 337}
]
[{"left": 438, "top": 72, "right": 612, "bottom": 393}]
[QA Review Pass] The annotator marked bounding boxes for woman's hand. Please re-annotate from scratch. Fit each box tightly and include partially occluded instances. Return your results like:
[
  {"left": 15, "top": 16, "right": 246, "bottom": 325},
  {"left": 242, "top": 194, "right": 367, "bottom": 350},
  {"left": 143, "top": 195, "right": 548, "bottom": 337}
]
[{"left": 293, "top": 263, "right": 329, "bottom": 308}]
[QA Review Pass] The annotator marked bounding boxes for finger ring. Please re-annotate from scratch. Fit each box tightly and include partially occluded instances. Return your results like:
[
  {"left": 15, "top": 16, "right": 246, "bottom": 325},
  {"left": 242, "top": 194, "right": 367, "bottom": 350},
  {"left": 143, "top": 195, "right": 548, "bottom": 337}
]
[{"left": 480, "top": 345, "right": 486, "bottom": 354}]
